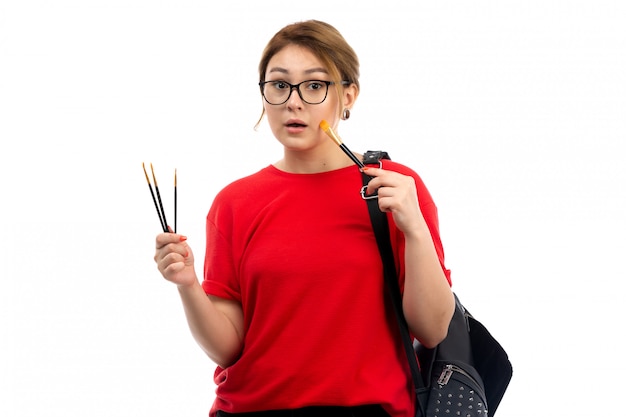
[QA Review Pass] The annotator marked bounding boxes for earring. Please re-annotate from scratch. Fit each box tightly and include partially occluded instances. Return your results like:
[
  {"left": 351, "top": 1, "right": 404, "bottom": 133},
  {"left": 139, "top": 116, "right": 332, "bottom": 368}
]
[{"left": 342, "top": 108, "right": 351, "bottom": 120}]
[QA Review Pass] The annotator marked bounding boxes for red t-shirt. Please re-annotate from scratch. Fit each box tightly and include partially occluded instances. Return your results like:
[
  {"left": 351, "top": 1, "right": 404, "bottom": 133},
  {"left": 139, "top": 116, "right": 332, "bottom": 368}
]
[{"left": 202, "top": 160, "right": 450, "bottom": 417}]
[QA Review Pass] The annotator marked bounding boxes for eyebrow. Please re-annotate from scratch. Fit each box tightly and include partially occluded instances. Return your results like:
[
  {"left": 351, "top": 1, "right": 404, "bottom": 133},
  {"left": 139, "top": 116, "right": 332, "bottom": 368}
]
[{"left": 267, "top": 66, "right": 329, "bottom": 76}]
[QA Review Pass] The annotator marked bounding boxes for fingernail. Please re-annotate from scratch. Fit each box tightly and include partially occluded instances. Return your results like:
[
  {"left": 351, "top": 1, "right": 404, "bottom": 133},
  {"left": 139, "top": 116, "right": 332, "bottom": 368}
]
[{"left": 180, "top": 235, "right": 188, "bottom": 242}]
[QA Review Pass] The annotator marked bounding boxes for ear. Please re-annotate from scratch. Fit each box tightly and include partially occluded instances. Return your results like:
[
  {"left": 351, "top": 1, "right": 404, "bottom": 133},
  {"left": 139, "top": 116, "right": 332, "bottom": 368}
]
[{"left": 342, "top": 83, "right": 359, "bottom": 110}]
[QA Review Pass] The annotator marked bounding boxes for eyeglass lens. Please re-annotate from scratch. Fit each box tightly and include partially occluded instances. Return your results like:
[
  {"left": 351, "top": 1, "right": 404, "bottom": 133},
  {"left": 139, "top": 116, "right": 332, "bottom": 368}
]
[{"left": 262, "top": 80, "right": 330, "bottom": 105}]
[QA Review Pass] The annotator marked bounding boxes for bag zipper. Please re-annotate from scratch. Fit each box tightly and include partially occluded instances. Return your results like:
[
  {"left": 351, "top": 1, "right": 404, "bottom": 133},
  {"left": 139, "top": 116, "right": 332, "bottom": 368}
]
[{"left": 437, "top": 364, "right": 478, "bottom": 387}]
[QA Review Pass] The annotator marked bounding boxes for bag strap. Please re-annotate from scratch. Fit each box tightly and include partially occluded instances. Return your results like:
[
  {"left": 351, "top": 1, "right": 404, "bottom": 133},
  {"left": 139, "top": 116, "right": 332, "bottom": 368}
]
[
  {"left": 360, "top": 151, "right": 425, "bottom": 395},
  {"left": 362, "top": 151, "right": 513, "bottom": 416}
]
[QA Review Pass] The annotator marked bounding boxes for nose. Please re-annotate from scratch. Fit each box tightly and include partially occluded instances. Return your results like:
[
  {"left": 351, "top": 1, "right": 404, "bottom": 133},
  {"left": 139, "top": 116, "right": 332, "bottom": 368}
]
[{"left": 286, "top": 85, "right": 304, "bottom": 109}]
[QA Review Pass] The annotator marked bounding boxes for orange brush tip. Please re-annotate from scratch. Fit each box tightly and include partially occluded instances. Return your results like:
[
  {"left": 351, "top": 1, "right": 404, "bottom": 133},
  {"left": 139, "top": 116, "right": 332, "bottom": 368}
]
[
  {"left": 142, "top": 162, "right": 152, "bottom": 183},
  {"left": 319, "top": 120, "right": 342, "bottom": 146}
]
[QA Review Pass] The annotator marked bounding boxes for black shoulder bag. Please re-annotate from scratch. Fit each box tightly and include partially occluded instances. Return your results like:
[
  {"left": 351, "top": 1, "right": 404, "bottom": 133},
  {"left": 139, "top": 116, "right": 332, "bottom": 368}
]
[{"left": 361, "top": 151, "right": 513, "bottom": 417}]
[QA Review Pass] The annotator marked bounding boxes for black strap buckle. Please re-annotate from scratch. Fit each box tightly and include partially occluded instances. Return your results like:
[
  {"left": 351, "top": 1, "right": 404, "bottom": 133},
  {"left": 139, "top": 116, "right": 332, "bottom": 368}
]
[
  {"left": 360, "top": 150, "right": 389, "bottom": 200},
  {"left": 362, "top": 150, "right": 390, "bottom": 164}
]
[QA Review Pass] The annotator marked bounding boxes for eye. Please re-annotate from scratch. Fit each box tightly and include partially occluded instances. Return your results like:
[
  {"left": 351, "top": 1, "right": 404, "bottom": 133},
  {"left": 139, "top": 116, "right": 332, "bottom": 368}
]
[
  {"left": 305, "top": 81, "right": 324, "bottom": 91},
  {"left": 270, "top": 81, "right": 289, "bottom": 90}
]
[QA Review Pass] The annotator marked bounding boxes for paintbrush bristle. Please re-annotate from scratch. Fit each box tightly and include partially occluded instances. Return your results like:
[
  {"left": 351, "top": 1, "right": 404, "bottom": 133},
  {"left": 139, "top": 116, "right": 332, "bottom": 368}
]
[
  {"left": 142, "top": 162, "right": 151, "bottom": 183},
  {"left": 319, "top": 119, "right": 330, "bottom": 132},
  {"left": 319, "top": 120, "right": 342, "bottom": 146}
]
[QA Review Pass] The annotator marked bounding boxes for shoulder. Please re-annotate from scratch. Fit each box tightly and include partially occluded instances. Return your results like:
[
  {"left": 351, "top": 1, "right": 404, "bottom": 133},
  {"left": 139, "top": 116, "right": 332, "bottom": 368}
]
[
  {"left": 208, "top": 166, "right": 277, "bottom": 220},
  {"left": 380, "top": 159, "right": 418, "bottom": 176},
  {"left": 381, "top": 160, "right": 430, "bottom": 192},
  {"left": 213, "top": 166, "right": 276, "bottom": 202}
]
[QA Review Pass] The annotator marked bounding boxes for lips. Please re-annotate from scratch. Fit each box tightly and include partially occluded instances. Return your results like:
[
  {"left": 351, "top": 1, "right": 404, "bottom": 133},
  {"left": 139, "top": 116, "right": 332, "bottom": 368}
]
[{"left": 285, "top": 119, "right": 307, "bottom": 128}]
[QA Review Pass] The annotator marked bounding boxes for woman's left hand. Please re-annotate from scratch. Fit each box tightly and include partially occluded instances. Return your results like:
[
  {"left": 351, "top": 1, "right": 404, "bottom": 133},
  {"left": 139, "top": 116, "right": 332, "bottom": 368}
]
[
  {"left": 362, "top": 166, "right": 425, "bottom": 235},
  {"left": 363, "top": 166, "right": 454, "bottom": 347}
]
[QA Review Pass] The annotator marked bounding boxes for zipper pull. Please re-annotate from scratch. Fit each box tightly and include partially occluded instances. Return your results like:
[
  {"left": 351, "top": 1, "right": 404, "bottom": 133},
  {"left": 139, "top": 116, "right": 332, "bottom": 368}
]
[{"left": 437, "top": 365, "right": 453, "bottom": 386}]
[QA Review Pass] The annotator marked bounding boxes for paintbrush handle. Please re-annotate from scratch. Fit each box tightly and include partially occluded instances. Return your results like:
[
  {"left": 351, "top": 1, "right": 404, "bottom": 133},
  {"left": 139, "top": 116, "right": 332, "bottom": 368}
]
[
  {"left": 339, "top": 144, "right": 365, "bottom": 168},
  {"left": 148, "top": 184, "right": 167, "bottom": 232}
]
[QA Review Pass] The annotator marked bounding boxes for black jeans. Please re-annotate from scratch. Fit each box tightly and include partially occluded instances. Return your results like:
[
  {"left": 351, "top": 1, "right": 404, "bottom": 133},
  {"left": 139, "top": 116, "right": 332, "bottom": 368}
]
[{"left": 216, "top": 405, "right": 390, "bottom": 417}]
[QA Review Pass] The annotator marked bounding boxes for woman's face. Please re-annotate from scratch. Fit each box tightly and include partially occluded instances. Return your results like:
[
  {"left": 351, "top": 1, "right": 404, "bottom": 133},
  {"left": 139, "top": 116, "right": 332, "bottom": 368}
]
[{"left": 262, "top": 44, "right": 356, "bottom": 154}]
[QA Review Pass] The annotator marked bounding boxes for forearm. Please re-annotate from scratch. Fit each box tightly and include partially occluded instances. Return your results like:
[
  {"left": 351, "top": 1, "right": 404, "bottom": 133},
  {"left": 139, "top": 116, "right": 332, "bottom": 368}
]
[
  {"left": 177, "top": 281, "right": 243, "bottom": 368},
  {"left": 402, "top": 226, "right": 455, "bottom": 348}
]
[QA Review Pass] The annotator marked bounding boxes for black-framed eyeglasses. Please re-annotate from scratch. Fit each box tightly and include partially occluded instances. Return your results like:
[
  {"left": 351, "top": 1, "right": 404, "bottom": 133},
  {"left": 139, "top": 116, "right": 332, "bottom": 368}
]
[{"left": 259, "top": 80, "right": 349, "bottom": 105}]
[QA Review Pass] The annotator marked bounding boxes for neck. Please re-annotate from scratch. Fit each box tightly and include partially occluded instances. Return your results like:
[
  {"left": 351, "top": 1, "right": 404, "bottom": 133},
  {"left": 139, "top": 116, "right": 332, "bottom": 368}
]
[{"left": 276, "top": 146, "right": 360, "bottom": 174}]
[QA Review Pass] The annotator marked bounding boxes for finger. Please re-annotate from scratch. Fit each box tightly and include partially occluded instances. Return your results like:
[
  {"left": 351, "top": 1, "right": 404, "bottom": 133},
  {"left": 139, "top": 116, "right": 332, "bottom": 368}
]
[
  {"left": 163, "top": 262, "right": 185, "bottom": 276},
  {"left": 160, "top": 258, "right": 186, "bottom": 278},
  {"left": 160, "top": 250, "right": 187, "bottom": 266},
  {"left": 375, "top": 183, "right": 395, "bottom": 197},
  {"left": 156, "top": 242, "right": 188, "bottom": 259},
  {"left": 157, "top": 249, "right": 188, "bottom": 274},
  {"left": 365, "top": 176, "right": 397, "bottom": 197},
  {"left": 156, "top": 232, "right": 187, "bottom": 249},
  {"left": 362, "top": 166, "right": 384, "bottom": 177},
  {"left": 362, "top": 167, "right": 381, "bottom": 195},
  {"left": 155, "top": 239, "right": 190, "bottom": 263}
]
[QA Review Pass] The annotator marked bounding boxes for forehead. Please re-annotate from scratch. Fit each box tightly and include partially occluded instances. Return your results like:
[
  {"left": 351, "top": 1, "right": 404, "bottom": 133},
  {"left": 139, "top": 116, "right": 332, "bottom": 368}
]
[{"left": 266, "top": 44, "right": 328, "bottom": 77}]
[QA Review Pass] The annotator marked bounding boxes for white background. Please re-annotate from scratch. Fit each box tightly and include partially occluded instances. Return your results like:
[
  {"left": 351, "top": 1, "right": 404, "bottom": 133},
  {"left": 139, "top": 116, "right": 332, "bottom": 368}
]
[{"left": 1, "top": 1, "right": 624, "bottom": 416}]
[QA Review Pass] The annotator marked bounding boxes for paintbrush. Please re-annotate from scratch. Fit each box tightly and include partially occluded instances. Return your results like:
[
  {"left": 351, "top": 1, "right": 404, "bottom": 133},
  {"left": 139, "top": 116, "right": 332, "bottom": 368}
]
[
  {"left": 142, "top": 162, "right": 168, "bottom": 232},
  {"left": 319, "top": 120, "right": 365, "bottom": 169},
  {"left": 150, "top": 163, "right": 169, "bottom": 233}
]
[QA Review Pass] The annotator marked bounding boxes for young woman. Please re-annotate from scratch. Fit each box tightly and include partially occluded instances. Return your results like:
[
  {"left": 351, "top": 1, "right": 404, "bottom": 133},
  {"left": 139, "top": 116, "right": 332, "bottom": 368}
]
[{"left": 154, "top": 20, "right": 455, "bottom": 417}]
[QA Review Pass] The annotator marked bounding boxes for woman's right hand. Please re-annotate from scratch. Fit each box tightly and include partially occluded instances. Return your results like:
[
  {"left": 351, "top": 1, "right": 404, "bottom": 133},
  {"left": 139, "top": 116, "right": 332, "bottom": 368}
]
[
  {"left": 154, "top": 231, "right": 197, "bottom": 287},
  {"left": 154, "top": 230, "right": 244, "bottom": 367}
]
